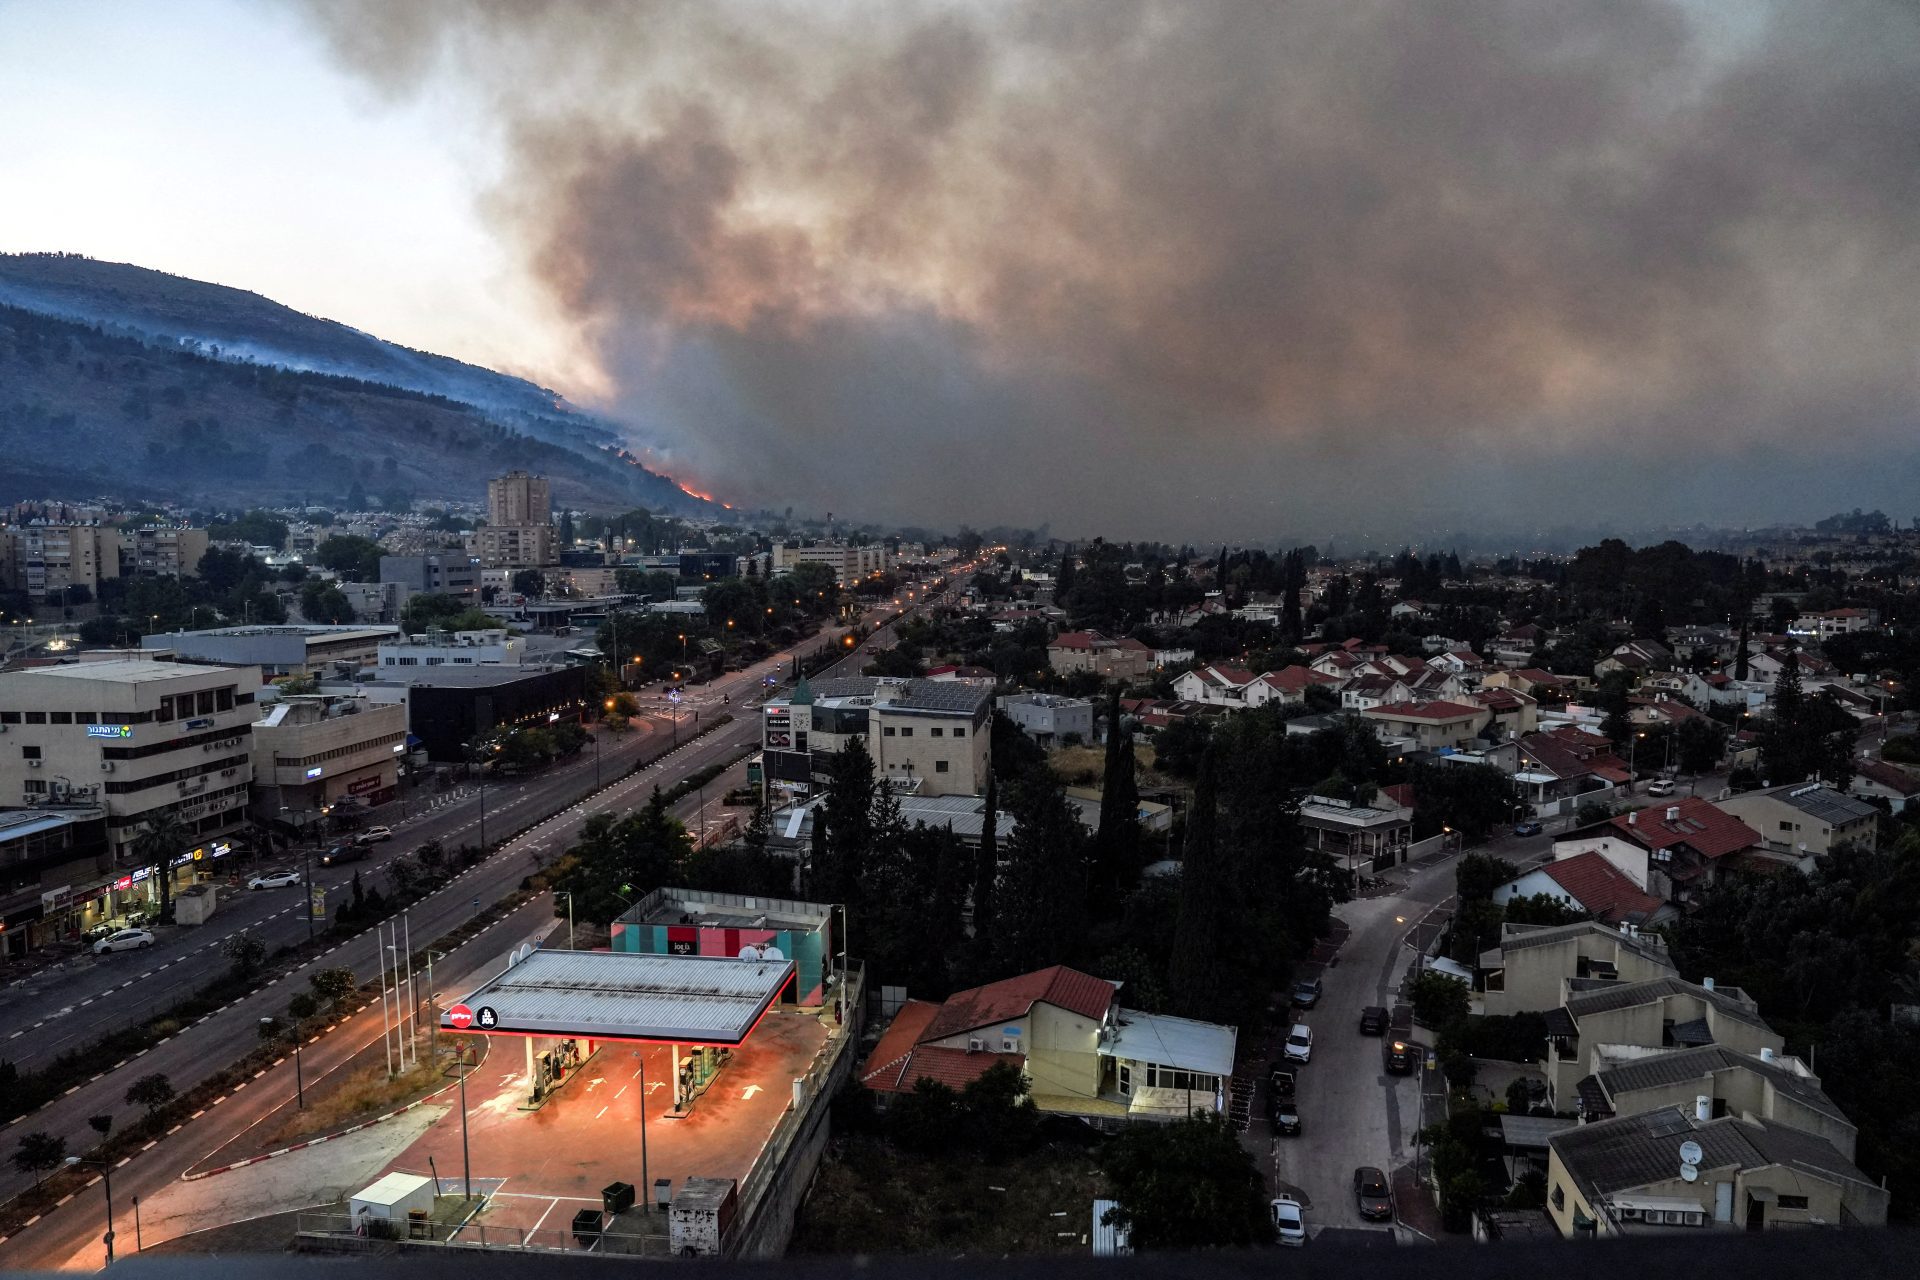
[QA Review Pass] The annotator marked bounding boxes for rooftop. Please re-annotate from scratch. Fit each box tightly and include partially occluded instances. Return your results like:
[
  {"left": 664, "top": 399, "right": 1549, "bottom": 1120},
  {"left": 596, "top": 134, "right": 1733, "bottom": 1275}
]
[
  {"left": 1596, "top": 1045, "right": 1847, "bottom": 1125},
  {"left": 921, "top": 965, "right": 1117, "bottom": 1043},
  {"left": 618, "top": 886, "right": 832, "bottom": 931},
  {"left": 2, "top": 657, "right": 236, "bottom": 684},
  {"left": 1101, "top": 1008, "right": 1236, "bottom": 1076},
  {"left": 1539, "top": 851, "right": 1668, "bottom": 925},
  {"left": 1607, "top": 797, "right": 1762, "bottom": 859},
  {"left": 437, "top": 948, "right": 794, "bottom": 1045},
  {"left": 1549, "top": 1107, "right": 1877, "bottom": 1207},
  {"left": 1564, "top": 976, "right": 1771, "bottom": 1032},
  {"left": 1743, "top": 783, "right": 1879, "bottom": 825},
  {"left": 1489, "top": 918, "right": 1673, "bottom": 968}
]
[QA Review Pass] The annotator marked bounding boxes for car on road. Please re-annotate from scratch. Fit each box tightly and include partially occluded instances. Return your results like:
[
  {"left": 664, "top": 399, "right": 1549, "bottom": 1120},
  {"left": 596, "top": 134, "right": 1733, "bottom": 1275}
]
[
  {"left": 354, "top": 826, "right": 394, "bottom": 845},
  {"left": 1512, "top": 819, "right": 1543, "bottom": 837},
  {"left": 1385, "top": 1039, "right": 1416, "bottom": 1074},
  {"left": 1353, "top": 1167, "right": 1394, "bottom": 1221},
  {"left": 93, "top": 928, "right": 155, "bottom": 954},
  {"left": 1291, "top": 977, "right": 1322, "bottom": 1008},
  {"left": 1646, "top": 778, "right": 1676, "bottom": 797},
  {"left": 1359, "top": 1006, "right": 1389, "bottom": 1035},
  {"left": 320, "top": 844, "right": 368, "bottom": 867},
  {"left": 1270, "top": 1196, "right": 1307, "bottom": 1246},
  {"left": 248, "top": 869, "right": 302, "bottom": 890},
  {"left": 1270, "top": 1096, "right": 1303, "bottom": 1136},
  {"left": 1284, "top": 1023, "right": 1314, "bottom": 1063}
]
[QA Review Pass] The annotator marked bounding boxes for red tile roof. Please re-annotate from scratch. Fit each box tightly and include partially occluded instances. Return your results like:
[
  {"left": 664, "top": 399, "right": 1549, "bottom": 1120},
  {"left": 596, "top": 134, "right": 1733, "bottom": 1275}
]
[
  {"left": 1382, "top": 782, "right": 1416, "bottom": 810},
  {"left": 1610, "top": 797, "right": 1761, "bottom": 860},
  {"left": 860, "top": 999, "right": 941, "bottom": 1089},
  {"left": 1261, "top": 665, "right": 1336, "bottom": 692},
  {"left": 1854, "top": 758, "right": 1920, "bottom": 797},
  {"left": 1539, "top": 852, "right": 1666, "bottom": 925},
  {"left": 1512, "top": 668, "right": 1568, "bottom": 687},
  {"left": 1365, "top": 699, "right": 1485, "bottom": 722},
  {"left": 919, "top": 965, "right": 1116, "bottom": 1043},
  {"left": 862, "top": 1001, "right": 1026, "bottom": 1094},
  {"left": 1204, "top": 665, "right": 1257, "bottom": 687},
  {"left": 1051, "top": 631, "right": 1098, "bottom": 650}
]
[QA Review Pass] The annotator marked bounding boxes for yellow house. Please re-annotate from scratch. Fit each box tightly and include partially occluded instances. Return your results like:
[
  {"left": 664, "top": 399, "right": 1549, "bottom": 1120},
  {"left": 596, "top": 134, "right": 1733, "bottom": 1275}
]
[{"left": 860, "top": 965, "right": 1236, "bottom": 1124}]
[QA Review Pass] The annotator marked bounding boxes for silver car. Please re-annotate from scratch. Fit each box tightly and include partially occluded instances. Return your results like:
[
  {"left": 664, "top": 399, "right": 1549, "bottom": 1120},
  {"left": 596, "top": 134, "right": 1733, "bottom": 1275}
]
[{"left": 94, "top": 928, "right": 155, "bottom": 954}]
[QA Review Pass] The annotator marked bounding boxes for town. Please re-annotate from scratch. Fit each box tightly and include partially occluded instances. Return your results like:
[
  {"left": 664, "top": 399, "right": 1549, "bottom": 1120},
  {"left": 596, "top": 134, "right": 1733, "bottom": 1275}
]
[{"left": 0, "top": 480, "right": 1915, "bottom": 1266}]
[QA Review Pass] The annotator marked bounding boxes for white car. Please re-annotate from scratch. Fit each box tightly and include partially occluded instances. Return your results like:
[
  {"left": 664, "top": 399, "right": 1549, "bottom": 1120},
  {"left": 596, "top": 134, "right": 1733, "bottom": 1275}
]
[
  {"left": 248, "top": 869, "right": 302, "bottom": 890},
  {"left": 1646, "top": 778, "right": 1676, "bottom": 797},
  {"left": 94, "top": 928, "right": 155, "bottom": 954},
  {"left": 354, "top": 826, "right": 394, "bottom": 845},
  {"left": 1284, "top": 1022, "right": 1313, "bottom": 1063},
  {"left": 1270, "top": 1196, "right": 1306, "bottom": 1246}
]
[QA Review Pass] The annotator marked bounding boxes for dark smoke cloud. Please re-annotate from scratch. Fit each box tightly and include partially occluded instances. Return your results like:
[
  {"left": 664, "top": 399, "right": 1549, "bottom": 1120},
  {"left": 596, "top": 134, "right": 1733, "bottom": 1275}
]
[{"left": 292, "top": 0, "right": 1920, "bottom": 540}]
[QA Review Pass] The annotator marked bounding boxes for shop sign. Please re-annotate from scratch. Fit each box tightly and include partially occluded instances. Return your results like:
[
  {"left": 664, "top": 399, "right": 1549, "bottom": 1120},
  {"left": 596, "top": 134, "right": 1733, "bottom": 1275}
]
[
  {"left": 447, "top": 1004, "right": 474, "bottom": 1029},
  {"left": 348, "top": 776, "right": 382, "bottom": 796},
  {"left": 113, "top": 876, "right": 133, "bottom": 892},
  {"left": 86, "top": 725, "right": 133, "bottom": 739},
  {"left": 304, "top": 766, "right": 324, "bottom": 780},
  {"left": 185, "top": 717, "right": 214, "bottom": 730},
  {"left": 131, "top": 867, "right": 151, "bottom": 883}
]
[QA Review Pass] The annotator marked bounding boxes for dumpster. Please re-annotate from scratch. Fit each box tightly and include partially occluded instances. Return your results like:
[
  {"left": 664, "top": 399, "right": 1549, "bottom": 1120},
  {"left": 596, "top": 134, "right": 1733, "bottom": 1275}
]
[
  {"left": 602, "top": 1181, "right": 636, "bottom": 1216},
  {"left": 572, "top": 1208, "right": 604, "bottom": 1245}
]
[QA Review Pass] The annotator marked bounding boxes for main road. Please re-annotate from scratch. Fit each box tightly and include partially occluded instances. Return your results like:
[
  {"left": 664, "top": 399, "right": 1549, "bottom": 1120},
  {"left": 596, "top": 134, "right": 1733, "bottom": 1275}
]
[{"left": 0, "top": 583, "right": 946, "bottom": 1227}]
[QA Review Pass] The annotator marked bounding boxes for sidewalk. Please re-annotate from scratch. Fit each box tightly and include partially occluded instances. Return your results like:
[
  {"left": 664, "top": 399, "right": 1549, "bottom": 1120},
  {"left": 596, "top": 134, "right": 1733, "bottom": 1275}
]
[{"left": 1391, "top": 1161, "right": 1443, "bottom": 1240}]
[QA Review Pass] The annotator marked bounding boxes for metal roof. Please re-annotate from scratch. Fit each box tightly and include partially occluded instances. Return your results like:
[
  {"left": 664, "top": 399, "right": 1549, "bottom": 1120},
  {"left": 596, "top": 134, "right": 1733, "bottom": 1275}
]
[
  {"left": 1764, "top": 783, "right": 1878, "bottom": 825},
  {"left": 1563, "top": 976, "right": 1772, "bottom": 1031},
  {"left": 1499, "top": 1114, "right": 1577, "bottom": 1149},
  {"left": 438, "top": 949, "right": 793, "bottom": 1045},
  {"left": 1100, "top": 1008, "right": 1236, "bottom": 1077},
  {"left": 1550, "top": 1107, "right": 1875, "bottom": 1205},
  {"left": 619, "top": 885, "right": 832, "bottom": 930},
  {"left": 1597, "top": 1046, "right": 1848, "bottom": 1124},
  {"left": 5, "top": 658, "right": 234, "bottom": 683}
]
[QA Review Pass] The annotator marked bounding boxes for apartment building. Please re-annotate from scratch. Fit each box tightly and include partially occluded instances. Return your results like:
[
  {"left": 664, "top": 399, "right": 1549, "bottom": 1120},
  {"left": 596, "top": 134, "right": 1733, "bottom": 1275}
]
[
  {"left": 377, "top": 628, "right": 523, "bottom": 668},
  {"left": 250, "top": 693, "right": 407, "bottom": 828},
  {"left": 769, "top": 541, "right": 891, "bottom": 585},
  {"left": 1479, "top": 919, "right": 1677, "bottom": 1018},
  {"left": 997, "top": 692, "right": 1094, "bottom": 747},
  {"left": 1544, "top": 977, "right": 1781, "bottom": 1113},
  {"left": 478, "top": 471, "right": 555, "bottom": 569},
  {"left": 1717, "top": 783, "right": 1879, "bottom": 859},
  {"left": 761, "top": 675, "right": 992, "bottom": 797},
  {"left": 0, "top": 659, "right": 259, "bottom": 874},
  {"left": 122, "top": 526, "right": 208, "bottom": 578},
  {"left": 0, "top": 805, "right": 111, "bottom": 955},
  {"left": 0, "top": 525, "right": 121, "bottom": 601}
]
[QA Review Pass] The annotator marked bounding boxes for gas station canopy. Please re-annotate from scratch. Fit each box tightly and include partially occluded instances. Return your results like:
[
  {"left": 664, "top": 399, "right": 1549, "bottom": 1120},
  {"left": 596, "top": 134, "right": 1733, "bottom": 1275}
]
[{"left": 439, "top": 949, "right": 796, "bottom": 1045}]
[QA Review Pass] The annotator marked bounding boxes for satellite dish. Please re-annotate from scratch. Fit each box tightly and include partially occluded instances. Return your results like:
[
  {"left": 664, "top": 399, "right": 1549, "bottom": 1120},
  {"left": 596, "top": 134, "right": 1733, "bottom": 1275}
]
[
  {"left": 1679, "top": 1140, "right": 1704, "bottom": 1167},
  {"left": 516, "top": 943, "right": 533, "bottom": 963},
  {"left": 1679, "top": 1164, "right": 1699, "bottom": 1183}
]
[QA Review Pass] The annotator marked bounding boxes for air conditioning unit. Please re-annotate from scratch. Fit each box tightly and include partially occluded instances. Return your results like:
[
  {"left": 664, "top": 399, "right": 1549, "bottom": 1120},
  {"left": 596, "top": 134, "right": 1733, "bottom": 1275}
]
[
  {"left": 177, "top": 780, "right": 190, "bottom": 791},
  {"left": 967, "top": 1037, "right": 985, "bottom": 1053},
  {"left": 27, "top": 759, "right": 41, "bottom": 769},
  {"left": 220, "top": 768, "right": 236, "bottom": 778},
  {"left": 101, "top": 761, "right": 115, "bottom": 772},
  {"left": 1001, "top": 1038, "right": 1020, "bottom": 1053}
]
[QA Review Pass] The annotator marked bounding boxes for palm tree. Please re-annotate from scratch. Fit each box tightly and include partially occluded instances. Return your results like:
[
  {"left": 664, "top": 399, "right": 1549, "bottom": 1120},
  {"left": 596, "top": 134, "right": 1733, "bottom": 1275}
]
[{"left": 135, "top": 809, "right": 189, "bottom": 924}]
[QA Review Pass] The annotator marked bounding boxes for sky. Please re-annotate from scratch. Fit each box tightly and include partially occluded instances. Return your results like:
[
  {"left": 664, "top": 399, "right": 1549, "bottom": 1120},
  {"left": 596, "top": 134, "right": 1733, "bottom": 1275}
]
[{"left": 3, "top": 0, "right": 1919, "bottom": 543}]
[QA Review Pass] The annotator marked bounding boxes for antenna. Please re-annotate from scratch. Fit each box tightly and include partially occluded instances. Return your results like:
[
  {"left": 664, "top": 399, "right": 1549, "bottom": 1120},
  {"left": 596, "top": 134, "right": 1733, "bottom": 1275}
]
[
  {"left": 1680, "top": 1164, "right": 1699, "bottom": 1183},
  {"left": 1679, "top": 1140, "right": 1704, "bottom": 1167}
]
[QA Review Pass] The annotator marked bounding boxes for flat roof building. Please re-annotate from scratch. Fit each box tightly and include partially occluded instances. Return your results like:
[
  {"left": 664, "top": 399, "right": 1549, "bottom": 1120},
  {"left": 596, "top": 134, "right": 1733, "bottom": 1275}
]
[{"left": 143, "top": 624, "right": 397, "bottom": 677}]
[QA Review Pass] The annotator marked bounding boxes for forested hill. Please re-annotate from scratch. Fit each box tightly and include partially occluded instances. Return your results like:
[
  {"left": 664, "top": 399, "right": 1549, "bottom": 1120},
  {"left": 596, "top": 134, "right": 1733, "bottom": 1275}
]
[{"left": 0, "top": 252, "right": 706, "bottom": 513}]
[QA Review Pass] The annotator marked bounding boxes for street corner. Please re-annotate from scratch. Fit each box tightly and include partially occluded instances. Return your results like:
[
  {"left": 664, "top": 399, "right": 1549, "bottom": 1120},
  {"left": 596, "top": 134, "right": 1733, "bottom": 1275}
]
[{"left": 1389, "top": 1161, "right": 1442, "bottom": 1241}]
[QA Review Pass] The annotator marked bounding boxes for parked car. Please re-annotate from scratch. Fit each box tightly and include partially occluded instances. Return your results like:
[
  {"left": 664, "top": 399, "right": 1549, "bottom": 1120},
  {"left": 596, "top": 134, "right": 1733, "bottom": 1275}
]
[
  {"left": 1359, "top": 1006, "right": 1389, "bottom": 1036},
  {"left": 1270, "top": 1097, "right": 1303, "bottom": 1136},
  {"left": 1512, "top": 820, "right": 1543, "bottom": 837},
  {"left": 248, "top": 869, "right": 302, "bottom": 890},
  {"left": 1385, "top": 1039, "right": 1416, "bottom": 1074},
  {"left": 354, "top": 826, "right": 394, "bottom": 845},
  {"left": 1284, "top": 1023, "right": 1314, "bottom": 1063},
  {"left": 1270, "top": 1196, "right": 1307, "bottom": 1246},
  {"left": 1291, "top": 977, "right": 1322, "bottom": 1009},
  {"left": 320, "top": 844, "right": 368, "bottom": 867},
  {"left": 1647, "top": 778, "right": 1676, "bottom": 797},
  {"left": 93, "top": 928, "right": 155, "bottom": 954},
  {"left": 1267, "top": 1063, "right": 1297, "bottom": 1102},
  {"left": 1353, "top": 1167, "right": 1394, "bottom": 1221}
]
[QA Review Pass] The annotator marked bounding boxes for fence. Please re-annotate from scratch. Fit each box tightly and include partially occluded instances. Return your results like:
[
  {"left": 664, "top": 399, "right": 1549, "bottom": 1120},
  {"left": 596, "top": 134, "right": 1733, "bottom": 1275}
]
[{"left": 295, "top": 1209, "right": 673, "bottom": 1256}]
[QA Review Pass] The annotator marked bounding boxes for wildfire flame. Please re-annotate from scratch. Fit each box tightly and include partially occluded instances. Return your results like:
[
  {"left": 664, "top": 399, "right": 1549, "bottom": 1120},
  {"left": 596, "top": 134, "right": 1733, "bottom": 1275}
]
[{"left": 606, "top": 445, "right": 732, "bottom": 508}]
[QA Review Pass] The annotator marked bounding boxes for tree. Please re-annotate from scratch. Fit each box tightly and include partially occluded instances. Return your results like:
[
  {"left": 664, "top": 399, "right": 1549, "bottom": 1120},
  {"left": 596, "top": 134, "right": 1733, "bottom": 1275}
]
[
  {"left": 88, "top": 1113, "right": 113, "bottom": 1141},
  {"left": 12, "top": 1131, "right": 65, "bottom": 1187},
  {"left": 815, "top": 736, "right": 879, "bottom": 918},
  {"left": 309, "top": 966, "right": 358, "bottom": 1008},
  {"left": 314, "top": 535, "right": 383, "bottom": 581},
  {"left": 126, "top": 1072, "right": 176, "bottom": 1117},
  {"left": 1168, "top": 750, "right": 1230, "bottom": 1023},
  {"left": 1410, "top": 970, "right": 1470, "bottom": 1028},
  {"left": 1099, "top": 1113, "right": 1274, "bottom": 1251},
  {"left": 1675, "top": 716, "right": 1729, "bottom": 775},
  {"left": 287, "top": 991, "right": 319, "bottom": 1022},
  {"left": 991, "top": 763, "right": 1087, "bottom": 974},
  {"left": 972, "top": 766, "right": 999, "bottom": 943},
  {"left": 222, "top": 932, "right": 267, "bottom": 979},
  {"left": 1088, "top": 686, "right": 1142, "bottom": 913},
  {"left": 134, "top": 809, "right": 187, "bottom": 924},
  {"left": 1151, "top": 716, "right": 1211, "bottom": 779},
  {"left": 512, "top": 568, "right": 546, "bottom": 600},
  {"left": 299, "top": 578, "right": 355, "bottom": 623}
]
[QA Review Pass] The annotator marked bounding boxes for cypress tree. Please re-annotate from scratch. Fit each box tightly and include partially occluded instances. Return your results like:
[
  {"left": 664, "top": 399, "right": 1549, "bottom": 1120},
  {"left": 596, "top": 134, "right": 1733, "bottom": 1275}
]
[
  {"left": 973, "top": 767, "right": 999, "bottom": 939},
  {"left": 1169, "top": 749, "right": 1229, "bottom": 1024},
  {"left": 1090, "top": 686, "right": 1142, "bottom": 912}
]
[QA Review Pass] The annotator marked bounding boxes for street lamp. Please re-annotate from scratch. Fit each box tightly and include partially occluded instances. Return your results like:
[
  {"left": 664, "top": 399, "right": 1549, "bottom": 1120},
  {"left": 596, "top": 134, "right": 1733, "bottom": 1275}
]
[
  {"left": 556, "top": 890, "right": 576, "bottom": 950},
  {"left": 63, "top": 1156, "right": 114, "bottom": 1265}
]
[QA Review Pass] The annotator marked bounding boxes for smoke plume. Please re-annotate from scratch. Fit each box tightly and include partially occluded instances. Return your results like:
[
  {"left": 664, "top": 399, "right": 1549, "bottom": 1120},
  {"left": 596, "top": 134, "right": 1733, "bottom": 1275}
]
[{"left": 291, "top": 1, "right": 1920, "bottom": 539}]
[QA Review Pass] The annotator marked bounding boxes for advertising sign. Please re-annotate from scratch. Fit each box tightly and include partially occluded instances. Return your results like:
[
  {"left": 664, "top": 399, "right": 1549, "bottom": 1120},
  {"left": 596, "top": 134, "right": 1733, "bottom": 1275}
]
[
  {"left": 309, "top": 888, "right": 326, "bottom": 921},
  {"left": 86, "top": 724, "right": 133, "bottom": 739},
  {"left": 348, "top": 776, "right": 382, "bottom": 796},
  {"left": 304, "top": 766, "right": 324, "bottom": 780},
  {"left": 447, "top": 1004, "right": 474, "bottom": 1029}
]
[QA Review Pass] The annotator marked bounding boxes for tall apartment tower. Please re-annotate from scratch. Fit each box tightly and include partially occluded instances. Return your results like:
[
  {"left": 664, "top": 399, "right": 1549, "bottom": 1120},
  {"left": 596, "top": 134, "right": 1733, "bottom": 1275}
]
[{"left": 479, "top": 471, "right": 555, "bottom": 569}]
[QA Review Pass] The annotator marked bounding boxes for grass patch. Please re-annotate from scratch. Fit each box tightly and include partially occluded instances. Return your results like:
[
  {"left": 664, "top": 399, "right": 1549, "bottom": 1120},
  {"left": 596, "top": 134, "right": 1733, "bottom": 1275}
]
[
  {"left": 790, "top": 1132, "right": 1106, "bottom": 1257},
  {"left": 254, "top": 1034, "right": 483, "bottom": 1150},
  {"left": 1050, "top": 745, "right": 1106, "bottom": 787}
]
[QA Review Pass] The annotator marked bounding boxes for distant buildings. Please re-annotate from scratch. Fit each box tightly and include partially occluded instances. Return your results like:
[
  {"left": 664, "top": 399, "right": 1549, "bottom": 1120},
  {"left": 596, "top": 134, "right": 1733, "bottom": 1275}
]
[
  {"left": 769, "top": 541, "right": 892, "bottom": 585},
  {"left": 250, "top": 692, "right": 407, "bottom": 825},
  {"left": 143, "top": 623, "right": 397, "bottom": 678},
  {"left": 761, "top": 675, "right": 992, "bottom": 798},
  {"left": 997, "top": 691, "right": 1094, "bottom": 747},
  {"left": 0, "top": 523, "right": 208, "bottom": 602},
  {"left": 1047, "top": 630, "right": 1154, "bottom": 680},
  {"left": 379, "top": 553, "right": 482, "bottom": 603}
]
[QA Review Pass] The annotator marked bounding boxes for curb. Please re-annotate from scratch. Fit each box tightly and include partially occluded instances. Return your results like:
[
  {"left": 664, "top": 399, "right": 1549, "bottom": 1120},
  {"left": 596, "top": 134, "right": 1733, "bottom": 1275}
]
[{"left": 182, "top": 1075, "right": 460, "bottom": 1182}]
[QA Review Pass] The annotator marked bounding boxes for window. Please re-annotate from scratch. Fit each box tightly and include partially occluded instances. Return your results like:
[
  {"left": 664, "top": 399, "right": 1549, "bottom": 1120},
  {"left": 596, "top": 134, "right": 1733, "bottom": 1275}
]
[
  {"left": 23, "top": 712, "right": 44, "bottom": 725},
  {"left": 952, "top": 727, "right": 965, "bottom": 738},
  {"left": 216, "top": 687, "right": 234, "bottom": 711},
  {"left": 49, "top": 712, "right": 71, "bottom": 725},
  {"left": 935, "top": 760, "right": 950, "bottom": 773},
  {"left": 883, "top": 726, "right": 896, "bottom": 737},
  {"left": 22, "top": 779, "right": 46, "bottom": 794},
  {"left": 157, "top": 696, "right": 175, "bottom": 722},
  {"left": 197, "top": 691, "right": 214, "bottom": 716},
  {"left": 1779, "top": 821, "right": 1794, "bottom": 832},
  {"left": 1143, "top": 1065, "right": 1216, "bottom": 1092},
  {"left": 899, "top": 727, "right": 913, "bottom": 737},
  {"left": 75, "top": 711, "right": 96, "bottom": 724},
  {"left": 1777, "top": 1195, "right": 1808, "bottom": 1211},
  {"left": 21, "top": 745, "right": 41, "bottom": 759},
  {"left": 794, "top": 733, "right": 809, "bottom": 752},
  {"left": 930, "top": 727, "right": 944, "bottom": 737},
  {"left": 0, "top": 712, "right": 17, "bottom": 725},
  {"left": 1551, "top": 1184, "right": 1566, "bottom": 1210}
]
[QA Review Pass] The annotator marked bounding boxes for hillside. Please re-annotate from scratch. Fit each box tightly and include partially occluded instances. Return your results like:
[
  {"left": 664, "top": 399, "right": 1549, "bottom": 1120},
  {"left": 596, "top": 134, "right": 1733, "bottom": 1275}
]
[{"left": 0, "top": 253, "right": 706, "bottom": 514}]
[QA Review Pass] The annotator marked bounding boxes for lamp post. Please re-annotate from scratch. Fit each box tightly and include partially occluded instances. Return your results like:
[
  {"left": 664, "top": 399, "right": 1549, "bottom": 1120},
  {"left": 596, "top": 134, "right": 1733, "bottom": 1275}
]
[
  {"left": 63, "top": 1156, "right": 114, "bottom": 1265},
  {"left": 456, "top": 1041, "right": 474, "bottom": 1201},
  {"left": 263, "top": 1017, "right": 305, "bottom": 1108},
  {"left": 557, "top": 890, "right": 575, "bottom": 950},
  {"left": 632, "top": 1049, "right": 652, "bottom": 1213}
]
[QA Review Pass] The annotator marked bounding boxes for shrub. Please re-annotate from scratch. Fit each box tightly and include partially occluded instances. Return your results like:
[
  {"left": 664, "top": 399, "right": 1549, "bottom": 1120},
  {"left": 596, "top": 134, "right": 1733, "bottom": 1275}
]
[{"left": 1410, "top": 970, "right": 1470, "bottom": 1028}]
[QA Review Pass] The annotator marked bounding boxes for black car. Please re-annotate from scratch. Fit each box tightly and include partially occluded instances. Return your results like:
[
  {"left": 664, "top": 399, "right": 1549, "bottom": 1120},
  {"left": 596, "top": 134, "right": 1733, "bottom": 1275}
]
[
  {"left": 1292, "top": 977, "right": 1323, "bottom": 1009},
  {"left": 319, "top": 843, "right": 368, "bottom": 867},
  {"left": 1385, "top": 1039, "right": 1416, "bottom": 1075},
  {"left": 1359, "top": 1006, "right": 1389, "bottom": 1036},
  {"left": 1270, "top": 1098, "right": 1303, "bottom": 1136},
  {"left": 1353, "top": 1167, "right": 1394, "bottom": 1221}
]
